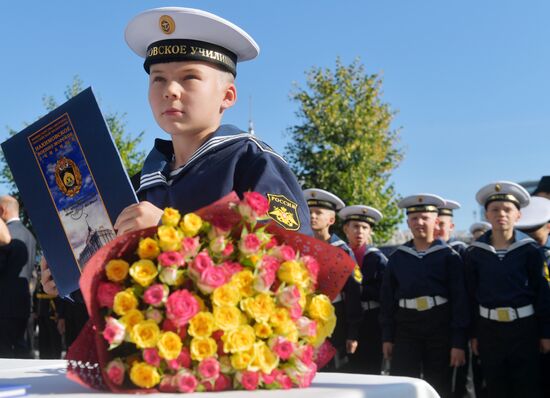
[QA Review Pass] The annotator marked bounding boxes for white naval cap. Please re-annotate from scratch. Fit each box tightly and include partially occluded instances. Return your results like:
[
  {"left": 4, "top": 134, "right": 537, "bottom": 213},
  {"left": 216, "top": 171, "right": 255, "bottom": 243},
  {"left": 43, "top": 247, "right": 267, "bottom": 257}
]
[
  {"left": 475, "top": 181, "right": 530, "bottom": 209},
  {"left": 125, "top": 7, "right": 260, "bottom": 76},
  {"left": 469, "top": 221, "right": 492, "bottom": 235},
  {"left": 398, "top": 194, "right": 445, "bottom": 214},
  {"left": 338, "top": 205, "right": 383, "bottom": 226},
  {"left": 516, "top": 196, "right": 550, "bottom": 230},
  {"left": 303, "top": 188, "right": 345, "bottom": 211},
  {"left": 438, "top": 199, "right": 461, "bottom": 217}
]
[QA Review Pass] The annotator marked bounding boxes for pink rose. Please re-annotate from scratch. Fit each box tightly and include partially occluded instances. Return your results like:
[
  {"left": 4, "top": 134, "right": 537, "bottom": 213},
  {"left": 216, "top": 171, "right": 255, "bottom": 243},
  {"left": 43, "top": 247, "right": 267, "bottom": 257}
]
[
  {"left": 209, "top": 236, "right": 228, "bottom": 254},
  {"left": 197, "top": 266, "right": 228, "bottom": 294},
  {"left": 261, "top": 255, "right": 281, "bottom": 274},
  {"left": 143, "top": 348, "right": 161, "bottom": 367},
  {"left": 198, "top": 357, "right": 220, "bottom": 380},
  {"left": 272, "top": 337, "right": 294, "bottom": 360},
  {"left": 239, "top": 233, "right": 261, "bottom": 255},
  {"left": 261, "top": 371, "right": 277, "bottom": 385},
  {"left": 240, "top": 370, "right": 260, "bottom": 391},
  {"left": 176, "top": 371, "right": 198, "bottom": 393},
  {"left": 243, "top": 192, "right": 269, "bottom": 216},
  {"left": 97, "top": 281, "right": 121, "bottom": 308},
  {"left": 213, "top": 373, "right": 231, "bottom": 391},
  {"left": 289, "top": 303, "right": 303, "bottom": 320},
  {"left": 302, "top": 256, "right": 320, "bottom": 283},
  {"left": 177, "top": 347, "right": 192, "bottom": 369},
  {"left": 105, "top": 358, "right": 125, "bottom": 386},
  {"left": 298, "top": 344, "right": 314, "bottom": 365},
  {"left": 271, "top": 245, "right": 296, "bottom": 261},
  {"left": 265, "top": 236, "right": 279, "bottom": 250},
  {"left": 146, "top": 308, "right": 163, "bottom": 324},
  {"left": 277, "top": 373, "right": 293, "bottom": 389},
  {"left": 296, "top": 317, "right": 317, "bottom": 337},
  {"left": 189, "top": 251, "right": 213, "bottom": 279},
  {"left": 103, "top": 317, "right": 125, "bottom": 347},
  {"left": 143, "top": 284, "right": 169, "bottom": 307},
  {"left": 181, "top": 236, "right": 200, "bottom": 259},
  {"left": 254, "top": 268, "right": 276, "bottom": 292},
  {"left": 221, "top": 261, "right": 243, "bottom": 278},
  {"left": 277, "top": 285, "right": 301, "bottom": 307},
  {"left": 221, "top": 242, "right": 234, "bottom": 257},
  {"left": 158, "top": 251, "right": 184, "bottom": 267},
  {"left": 159, "top": 375, "right": 178, "bottom": 392},
  {"left": 166, "top": 289, "right": 199, "bottom": 327}
]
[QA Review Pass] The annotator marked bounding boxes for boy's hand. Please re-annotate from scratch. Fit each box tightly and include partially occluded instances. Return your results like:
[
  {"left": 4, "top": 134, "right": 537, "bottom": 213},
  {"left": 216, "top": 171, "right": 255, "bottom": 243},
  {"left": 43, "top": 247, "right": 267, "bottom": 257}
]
[
  {"left": 346, "top": 339, "right": 358, "bottom": 354},
  {"left": 382, "top": 342, "right": 393, "bottom": 360},
  {"left": 40, "top": 257, "right": 58, "bottom": 296},
  {"left": 114, "top": 201, "right": 164, "bottom": 236},
  {"left": 449, "top": 348, "right": 466, "bottom": 367}
]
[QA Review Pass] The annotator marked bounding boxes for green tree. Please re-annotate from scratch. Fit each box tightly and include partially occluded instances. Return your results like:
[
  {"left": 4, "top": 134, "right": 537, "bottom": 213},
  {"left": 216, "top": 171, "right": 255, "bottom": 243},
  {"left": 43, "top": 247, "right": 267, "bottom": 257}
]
[
  {"left": 285, "top": 58, "right": 404, "bottom": 243},
  {"left": 0, "top": 76, "right": 146, "bottom": 226}
]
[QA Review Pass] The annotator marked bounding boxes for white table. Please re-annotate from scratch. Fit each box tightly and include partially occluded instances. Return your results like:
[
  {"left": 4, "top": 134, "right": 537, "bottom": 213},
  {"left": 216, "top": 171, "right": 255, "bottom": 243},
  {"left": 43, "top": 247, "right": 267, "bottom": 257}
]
[{"left": 0, "top": 359, "right": 439, "bottom": 397}]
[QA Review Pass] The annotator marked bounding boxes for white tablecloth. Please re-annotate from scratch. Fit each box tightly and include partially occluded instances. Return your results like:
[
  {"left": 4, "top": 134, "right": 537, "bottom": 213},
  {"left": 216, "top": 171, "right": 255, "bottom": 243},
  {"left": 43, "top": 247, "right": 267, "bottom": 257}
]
[{"left": 0, "top": 359, "right": 439, "bottom": 397}]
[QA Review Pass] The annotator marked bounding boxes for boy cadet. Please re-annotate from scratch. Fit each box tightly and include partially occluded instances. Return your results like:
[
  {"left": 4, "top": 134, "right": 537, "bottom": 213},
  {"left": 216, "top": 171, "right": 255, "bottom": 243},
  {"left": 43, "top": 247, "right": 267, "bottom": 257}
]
[
  {"left": 303, "top": 188, "right": 362, "bottom": 370},
  {"left": 464, "top": 182, "right": 550, "bottom": 398},
  {"left": 339, "top": 205, "right": 387, "bottom": 374},
  {"left": 436, "top": 199, "right": 468, "bottom": 256},
  {"left": 380, "top": 194, "right": 468, "bottom": 398},
  {"left": 469, "top": 221, "right": 491, "bottom": 241},
  {"left": 114, "top": 7, "right": 312, "bottom": 236},
  {"left": 41, "top": 8, "right": 312, "bottom": 296},
  {"left": 515, "top": 195, "right": 550, "bottom": 397}
]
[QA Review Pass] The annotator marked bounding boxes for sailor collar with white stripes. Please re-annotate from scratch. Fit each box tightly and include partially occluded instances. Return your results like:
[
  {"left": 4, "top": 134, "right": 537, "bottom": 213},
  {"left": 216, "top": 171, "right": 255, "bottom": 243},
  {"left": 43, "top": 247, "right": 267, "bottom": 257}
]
[
  {"left": 396, "top": 238, "right": 449, "bottom": 259},
  {"left": 470, "top": 229, "right": 535, "bottom": 256},
  {"left": 137, "top": 124, "right": 284, "bottom": 193}
]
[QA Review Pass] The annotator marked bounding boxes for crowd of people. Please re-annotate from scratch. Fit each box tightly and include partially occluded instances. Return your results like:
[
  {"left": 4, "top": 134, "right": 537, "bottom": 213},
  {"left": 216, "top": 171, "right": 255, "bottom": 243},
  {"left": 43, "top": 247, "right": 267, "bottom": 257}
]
[{"left": 311, "top": 176, "right": 550, "bottom": 398}]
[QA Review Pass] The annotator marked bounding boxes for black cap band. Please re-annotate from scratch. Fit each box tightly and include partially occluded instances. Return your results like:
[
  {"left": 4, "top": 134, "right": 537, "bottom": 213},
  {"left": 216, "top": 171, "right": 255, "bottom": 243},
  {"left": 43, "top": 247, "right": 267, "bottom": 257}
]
[
  {"left": 344, "top": 214, "right": 376, "bottom": 226},
  {"left": 438, "top": 208, "right": 454, "bottom": 217},
  {"left": 406, "top": 205, "right": 439, "bottom": 214},
  {"left": 484, "top": 194, "right": 520, "bottom": 209},
  {"left": 145, "top": 39, "right": 237, "bottom": 76},
  {"left": 307, "top": 199, "right": 337, "bottom": 211}
]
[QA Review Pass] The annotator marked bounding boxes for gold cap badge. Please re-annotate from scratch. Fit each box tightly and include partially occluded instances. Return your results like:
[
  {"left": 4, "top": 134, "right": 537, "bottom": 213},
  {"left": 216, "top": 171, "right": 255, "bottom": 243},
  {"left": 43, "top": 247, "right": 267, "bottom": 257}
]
[
  {"left": 495, "top": 184, "right": 501, "bottom": 192},
  {"left": 159, "top": 15, "right": 175, "bottom": 35}
]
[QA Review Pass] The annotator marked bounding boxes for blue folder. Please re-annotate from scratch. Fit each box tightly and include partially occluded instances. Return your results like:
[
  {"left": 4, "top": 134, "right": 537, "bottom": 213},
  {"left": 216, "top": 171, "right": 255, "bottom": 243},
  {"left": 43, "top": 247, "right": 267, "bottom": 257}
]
[{"left": 1, "top": 87, "right": 138, "bottom": 296}]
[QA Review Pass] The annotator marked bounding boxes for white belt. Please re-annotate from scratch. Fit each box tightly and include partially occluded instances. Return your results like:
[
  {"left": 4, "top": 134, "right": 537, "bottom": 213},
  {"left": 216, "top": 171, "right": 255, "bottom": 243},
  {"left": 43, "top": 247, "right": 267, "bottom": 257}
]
[
  {"left": 398, "top": 296, "right": 448, "bottom": 311},
  {"left": 361, "top": 301, "right": 380, "bottom": 311},
  {"left": 479, "top": 304, "right": 534, "bottom": 322}
]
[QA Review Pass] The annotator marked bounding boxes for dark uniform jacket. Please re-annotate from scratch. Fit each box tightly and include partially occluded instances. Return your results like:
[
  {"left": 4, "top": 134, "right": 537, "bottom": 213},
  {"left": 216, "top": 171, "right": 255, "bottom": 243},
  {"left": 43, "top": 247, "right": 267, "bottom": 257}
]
[
  {"left": 0, "top": 220, "right": 36, "bottom": 319},
  {"left": 360, "top": 246, "right": 387, "bottom": 303},
  {"left": 380, "top": 239, "right": 469, "bottom": 348},
  {"left": 133, "top": 125, "right": 312, "bottom": 235},
  {"left": 464, "top": 229, "right": 550, "bottom": 338}
]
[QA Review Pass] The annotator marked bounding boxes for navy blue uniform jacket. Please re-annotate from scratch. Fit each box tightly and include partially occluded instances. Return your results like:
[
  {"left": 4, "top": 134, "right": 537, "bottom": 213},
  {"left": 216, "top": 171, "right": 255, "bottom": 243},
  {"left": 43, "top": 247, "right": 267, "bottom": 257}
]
[
  {"left": 464, "top": 230, "right": 550, "bottom": 338},
  {"left": 133, "top": 125, "right": 312, "bottom": 235},
  {"left": 380, "top": 239, "right": 469, "bottom": 349}
]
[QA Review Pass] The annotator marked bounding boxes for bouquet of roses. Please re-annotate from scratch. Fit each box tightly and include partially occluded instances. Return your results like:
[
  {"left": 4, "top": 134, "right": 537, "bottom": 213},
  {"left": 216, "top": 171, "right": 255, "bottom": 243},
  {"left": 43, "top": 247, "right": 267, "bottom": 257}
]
[{"left": 66, "top": 192, "right": 355, "bottom": 393}]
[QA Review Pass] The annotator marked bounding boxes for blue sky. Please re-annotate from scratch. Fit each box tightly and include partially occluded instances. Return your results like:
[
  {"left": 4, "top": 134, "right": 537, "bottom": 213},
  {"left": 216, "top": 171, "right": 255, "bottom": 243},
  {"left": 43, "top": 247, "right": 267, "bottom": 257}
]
[{"left": 1, "top": 1, "right": 548, "bottom": 234}]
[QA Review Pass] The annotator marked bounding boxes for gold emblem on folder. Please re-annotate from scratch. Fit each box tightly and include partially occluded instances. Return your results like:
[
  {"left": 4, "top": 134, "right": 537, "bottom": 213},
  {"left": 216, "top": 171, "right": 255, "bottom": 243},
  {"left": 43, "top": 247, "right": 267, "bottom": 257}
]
[{"left": 55, "top": 156, "right": 82, "bottom": 197}]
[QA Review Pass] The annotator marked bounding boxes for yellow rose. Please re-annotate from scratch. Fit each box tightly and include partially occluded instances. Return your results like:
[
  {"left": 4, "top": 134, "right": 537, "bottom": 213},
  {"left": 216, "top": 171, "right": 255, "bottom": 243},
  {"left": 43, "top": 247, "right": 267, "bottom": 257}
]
[
  {"left": 222, "top": 325, "right": 256, "bottom": 354},
  {"left": 190, "top": 337, "right": 217, "bottom": 361},
  {"left": 230, "top": 350, "right": 253, "bottom": 370},
  {"left": 213, "top": 306, "right": 243, "bottom": 331},
  {"left": 212, "top": 283, "right": 241, "bottom": 307},
  {"left": 113, "top": 289, "right": 138, "bottom": 316},
  {"left": 309, "top": 316, "right": 336, "bottom": 347},
  {"left": 105, "top": 259, "right": 129, "bottom": 283},
  {"left": 157, "top": 225, "right": 182, "bottom": 252},
  {"left": 188, "top": 311, "right": 215, "bottom": 338},
  {"left": 241, "top": 293, "right": 275, "bottom": 323},
  {"left": 129, "top": 362, "right": 160, "bottom": 389},
  {"left": 269, "top": 307, "right": 290, "bottom": 328},
  {"left": 277, "top": 260, "right": 309, "bottom": 288},
  {"left": 119, "top": 309, "right": 144, "bottom": 336},
  {"left": 131, "top": 320, "right": 160, "bottom": 349},
  {"left": 157, "top": 331, "right": 182, "bottom": 360},
  {"left": 231, "top": 270, "right": 255, "bottom": 297},
  {"left": 161, "top": 207, "right": 181, "bottom": 227},
  {"left": 248, "top": 341, "right": 279, "bottom": 374},
  {"left": 180, "top": 213, "right": 203, "bottom": 237},
  {"left": 307, "top": 294, "right": 335, "bottom": 322},
  {"left": 136, "top": 237, "right": 160, "bottom": 260},
  {"left": 129, "top": 259, "right": 158, "bottom": 287},
  {"left": 253, "top": 322, "right": 273, "bottom": 339},
  {"left": 275, "top": 320, "right": 299, "bottom": 343}
]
